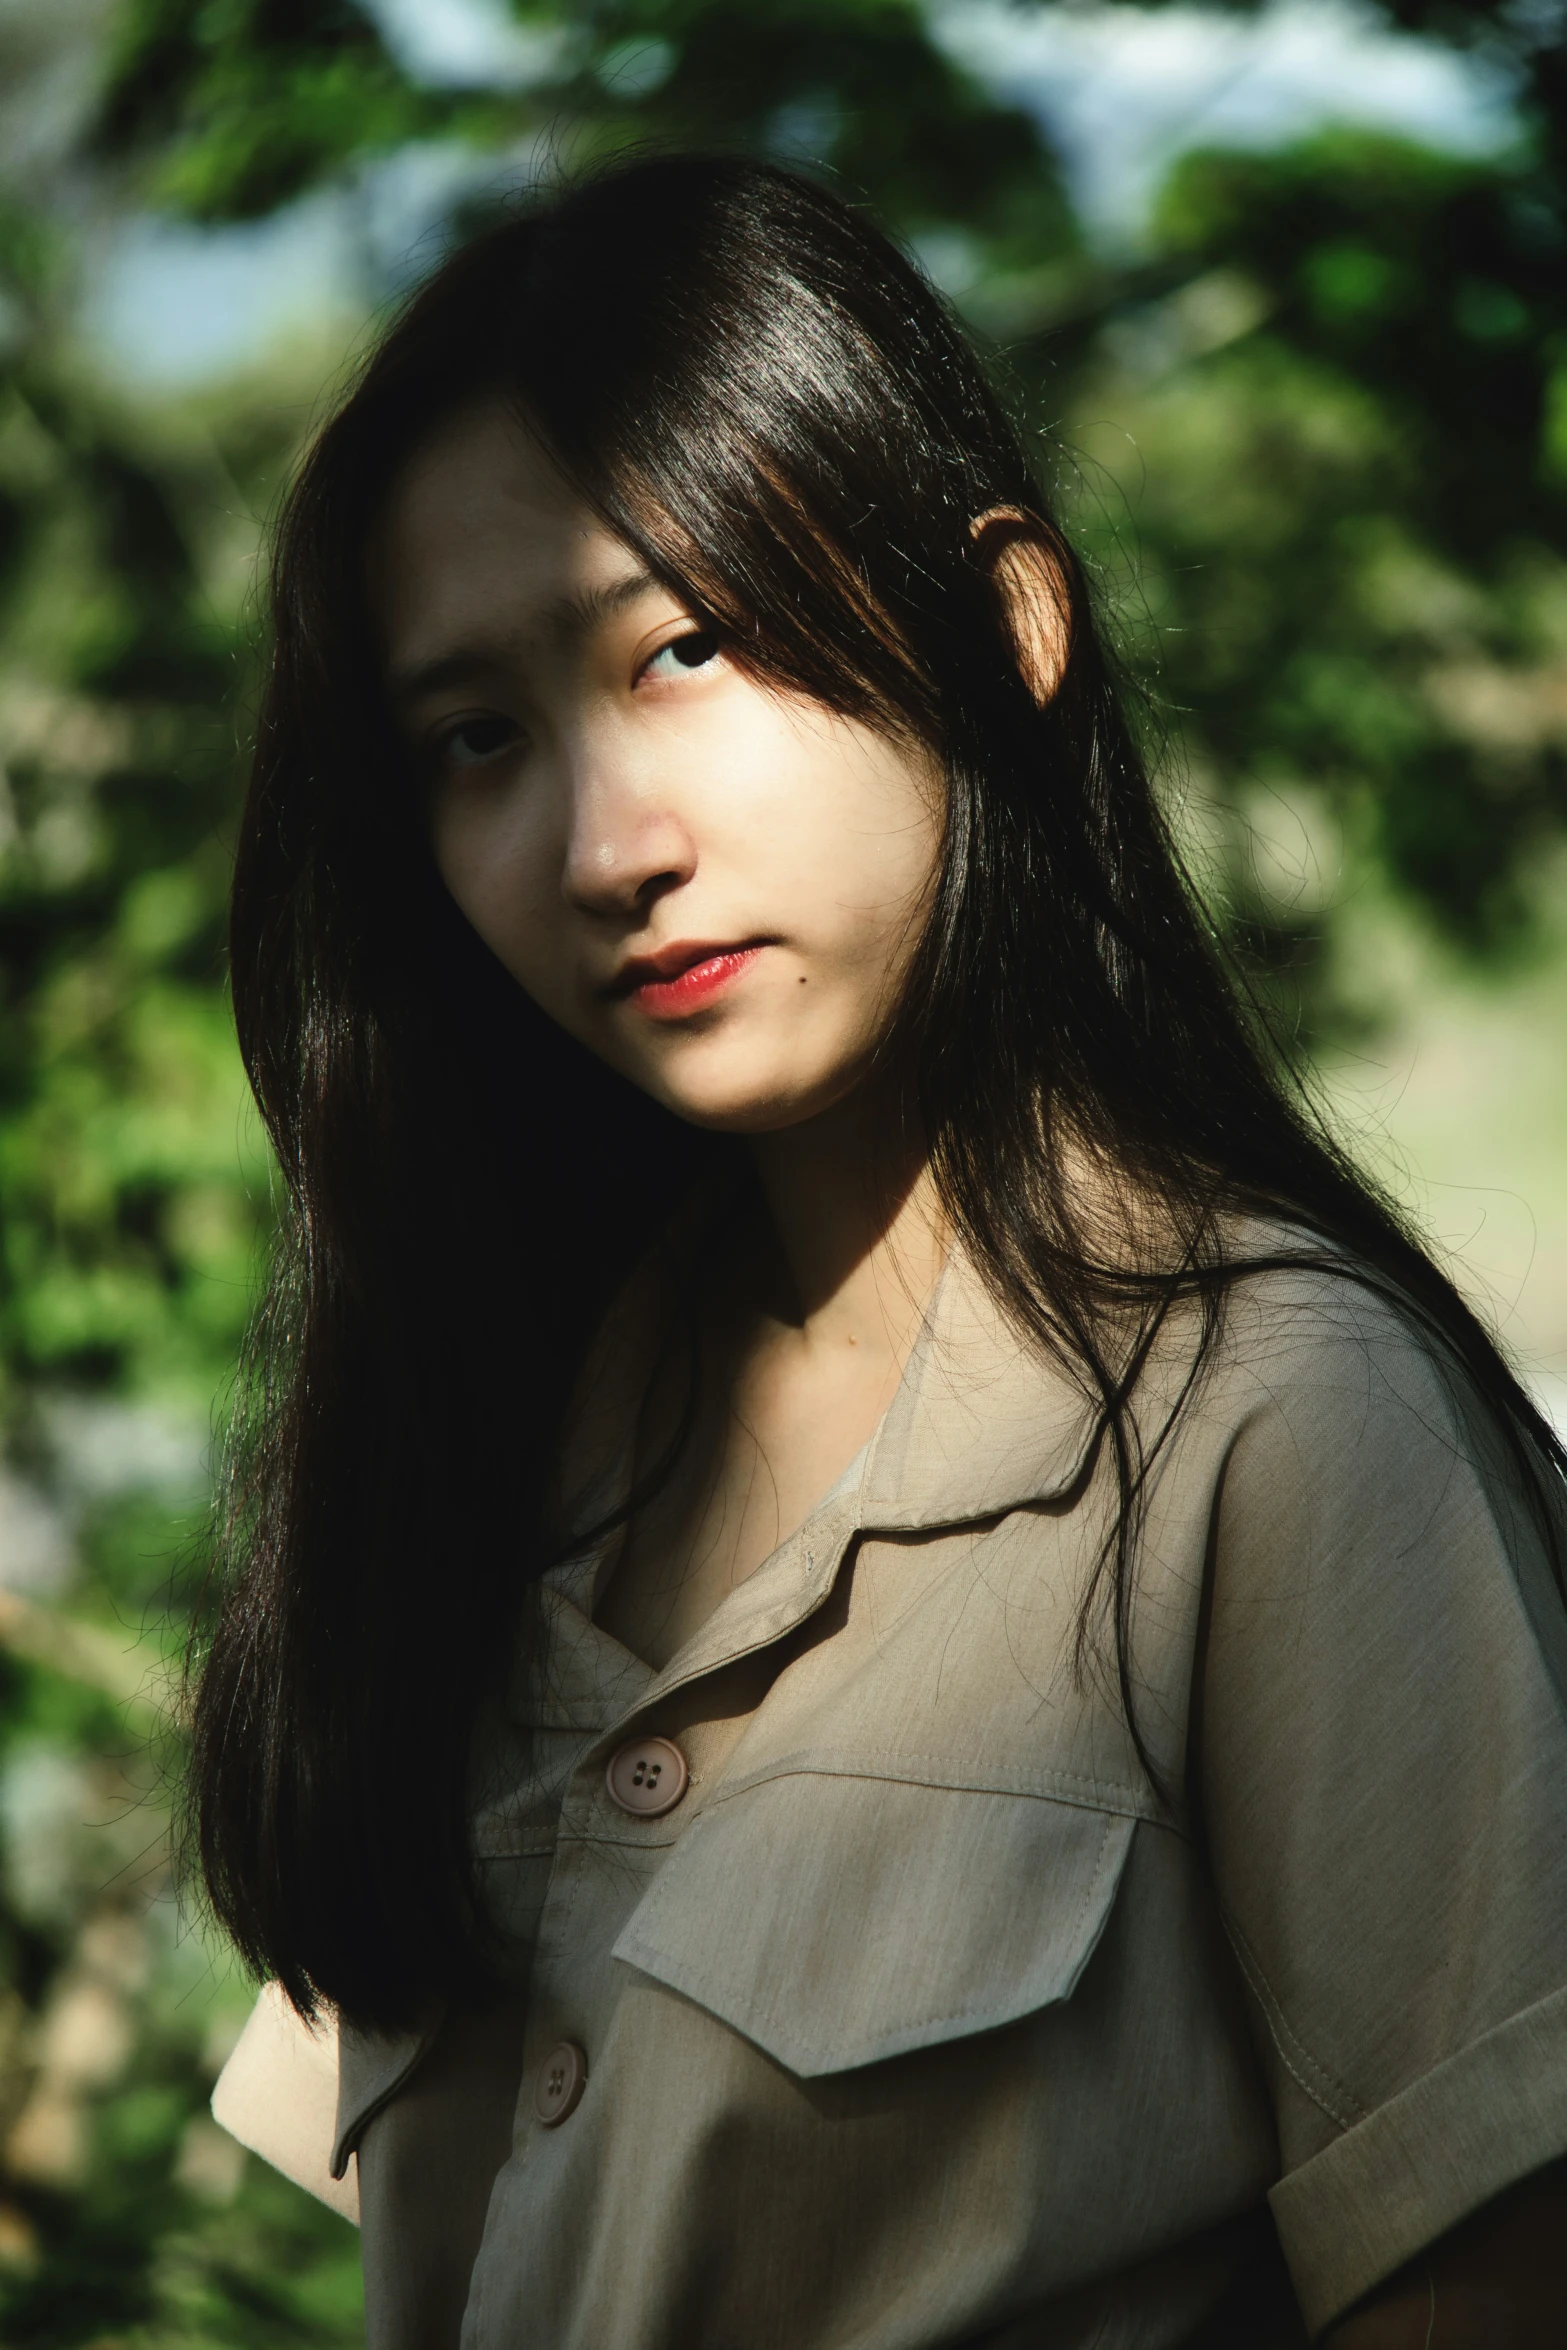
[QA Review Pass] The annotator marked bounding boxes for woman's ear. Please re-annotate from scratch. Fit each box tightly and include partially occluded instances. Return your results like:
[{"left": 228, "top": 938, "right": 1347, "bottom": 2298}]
[{"left": 969, "top": 507, "right": 1072, "bottom": 706}]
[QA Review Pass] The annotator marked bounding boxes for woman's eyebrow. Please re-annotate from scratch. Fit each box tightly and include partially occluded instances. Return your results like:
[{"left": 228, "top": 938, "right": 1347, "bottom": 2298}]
[
  {"left": 553, "top": 566, "right": 663, "bottom": 639},
  {"left": 387, "top": 568, "right": 664, "bottom": 705}
]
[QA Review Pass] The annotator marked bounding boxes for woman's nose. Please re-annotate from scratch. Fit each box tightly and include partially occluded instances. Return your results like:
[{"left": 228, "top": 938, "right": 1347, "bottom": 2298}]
[{"left": 561, "top": 756, "right": 697, "bottom": 921}]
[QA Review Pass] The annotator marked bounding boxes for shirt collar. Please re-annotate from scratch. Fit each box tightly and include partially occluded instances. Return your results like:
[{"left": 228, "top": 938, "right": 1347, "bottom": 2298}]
[
  {"left": 535, "top": 1242, "right": 1106, "bottom": 1738},
  {"left": 857, "top": 1242, "right": 1102, "bottom": 1531}
]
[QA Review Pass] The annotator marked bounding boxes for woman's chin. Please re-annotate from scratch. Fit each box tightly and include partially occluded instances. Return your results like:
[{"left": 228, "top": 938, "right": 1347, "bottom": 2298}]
[{"left": 638, "top": 1059, "right": 853, "bottom": 1137}]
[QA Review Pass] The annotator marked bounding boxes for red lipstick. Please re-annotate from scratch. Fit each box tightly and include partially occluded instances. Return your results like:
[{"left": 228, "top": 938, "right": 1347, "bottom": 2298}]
[{"left": 613, "top": 941, "right": 764, "bottom": 1019}]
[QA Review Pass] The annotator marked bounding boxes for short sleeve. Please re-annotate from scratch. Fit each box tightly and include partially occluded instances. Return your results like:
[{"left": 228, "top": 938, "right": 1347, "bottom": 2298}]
[{"left": 1198, "top": 1279, "right": 1567, "bottom": 2336}]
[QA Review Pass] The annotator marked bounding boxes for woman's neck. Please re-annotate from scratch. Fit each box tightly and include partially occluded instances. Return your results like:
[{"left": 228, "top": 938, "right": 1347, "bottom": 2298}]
[
  {"left": 591, "top": 1091, "right": 947, "bottom": 1670},
  {"left": 745, "top": 1088, "right": 949, "bottom": 1388}
]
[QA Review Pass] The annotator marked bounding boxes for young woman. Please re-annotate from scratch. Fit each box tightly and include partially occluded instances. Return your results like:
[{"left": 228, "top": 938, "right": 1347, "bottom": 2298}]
[{"left": 200, "top": 156, "right": 1567, "bottom": 2347}]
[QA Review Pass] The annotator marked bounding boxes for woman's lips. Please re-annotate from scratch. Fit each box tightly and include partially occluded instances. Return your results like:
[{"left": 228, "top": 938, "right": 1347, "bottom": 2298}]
[{"left": 620, "top": 945, "right": 762, "bottom": 1019}]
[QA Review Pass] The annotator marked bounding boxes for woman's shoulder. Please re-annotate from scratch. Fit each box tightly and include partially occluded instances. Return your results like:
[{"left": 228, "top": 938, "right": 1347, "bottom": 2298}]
[
  {"left": 1131, "top": 1212, "right": 1566, "bottom": 1645},
  {"left": 1175, "top": 1214, "right": 1567, "bottom": 1626},
  {"left": 1197, "top": 1214, "right": 1531, "bottom": 1454}
]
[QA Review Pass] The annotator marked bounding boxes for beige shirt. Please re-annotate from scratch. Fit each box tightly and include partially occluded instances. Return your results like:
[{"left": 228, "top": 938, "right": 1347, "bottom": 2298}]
[{"left": 215, "top": 1245, "right": 1567, "bottom": 2347}]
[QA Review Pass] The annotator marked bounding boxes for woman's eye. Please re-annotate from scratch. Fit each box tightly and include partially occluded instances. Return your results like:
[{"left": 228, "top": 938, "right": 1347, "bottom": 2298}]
[
  {"left": 436, "top": 715, "right": 519, "bottom": 769},
  {"left": 641, "top": 628, "right": 722, "bottom": 682}
]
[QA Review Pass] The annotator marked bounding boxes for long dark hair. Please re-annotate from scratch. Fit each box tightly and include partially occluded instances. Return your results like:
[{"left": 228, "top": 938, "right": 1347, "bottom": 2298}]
[{"left": 190, "top": 153, "right": 1567, "bottom": 2032}]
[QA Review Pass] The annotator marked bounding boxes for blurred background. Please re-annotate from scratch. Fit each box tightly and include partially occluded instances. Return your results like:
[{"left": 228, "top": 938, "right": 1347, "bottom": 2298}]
[{"left": 0, "top": 0, "right": 1565, "bottom": 2339}]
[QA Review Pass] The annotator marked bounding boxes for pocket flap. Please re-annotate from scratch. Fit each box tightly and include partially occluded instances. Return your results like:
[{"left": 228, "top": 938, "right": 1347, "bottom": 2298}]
[{"left": 612, "top": 1772, "right": 1135, "bottom": 2077}]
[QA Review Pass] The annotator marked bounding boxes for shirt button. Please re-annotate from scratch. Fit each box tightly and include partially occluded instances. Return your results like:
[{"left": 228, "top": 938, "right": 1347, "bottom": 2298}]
[
  {"left": 534, "top": 2040, "right": 587, "bottom": 2127},
  {"left": 605, "top": 1734, "right": 689, "bottom": 1818}
]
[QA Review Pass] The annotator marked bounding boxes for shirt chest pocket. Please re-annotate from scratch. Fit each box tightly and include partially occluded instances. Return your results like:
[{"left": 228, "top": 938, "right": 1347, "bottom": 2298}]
[{"left": 610, "top": 1769, "right": 1137, "bottom": 2076}]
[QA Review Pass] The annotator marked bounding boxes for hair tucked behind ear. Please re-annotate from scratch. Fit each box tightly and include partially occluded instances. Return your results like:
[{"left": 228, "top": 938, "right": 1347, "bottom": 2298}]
[{"left": 188, "top": 152, "right": 1567, "bottom": 2032}]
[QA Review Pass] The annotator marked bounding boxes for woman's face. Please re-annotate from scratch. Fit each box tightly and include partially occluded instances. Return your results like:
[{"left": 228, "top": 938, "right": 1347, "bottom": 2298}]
[{"left": 372, "top": 402, "right": 943, "bottom": 1134}]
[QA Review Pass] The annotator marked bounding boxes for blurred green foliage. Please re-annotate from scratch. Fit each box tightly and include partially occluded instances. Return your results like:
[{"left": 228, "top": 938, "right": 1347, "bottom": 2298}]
[
  {"left": 2, "top": 0, "right": 1566, "bottom": 2340},
  {"left": 1091, "top": 127, "right": 1567, "bottom": 969}
]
